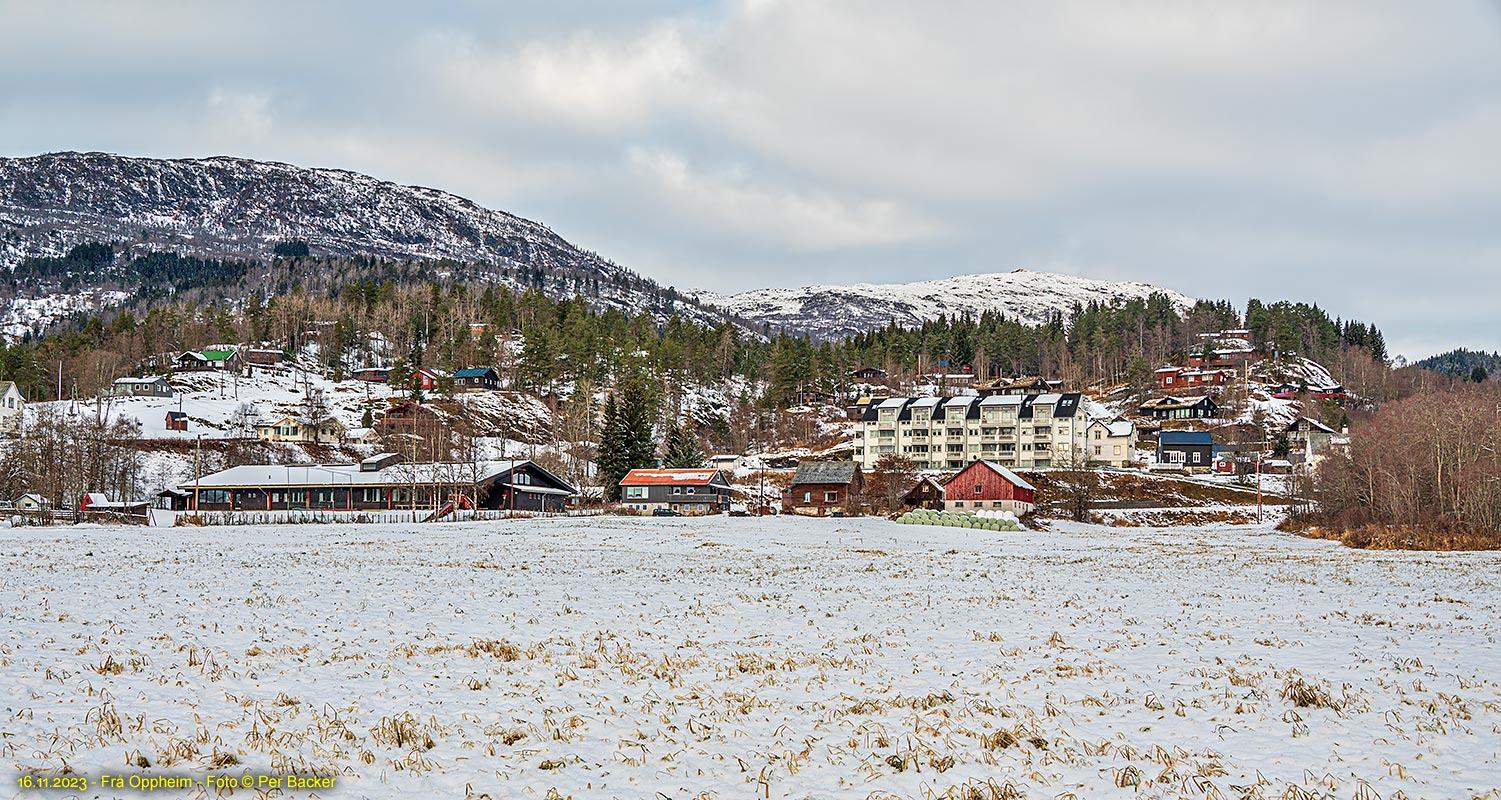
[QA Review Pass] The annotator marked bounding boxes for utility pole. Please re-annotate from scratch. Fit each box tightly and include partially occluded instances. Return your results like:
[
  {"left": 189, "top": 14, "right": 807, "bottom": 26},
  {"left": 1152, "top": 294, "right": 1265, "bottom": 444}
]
[
  {"left": 1255, "top": 451, "right": 1263, "bottom": 525},
  {"left": 194, "top": 433, "right": 203, "bottom": 513}
]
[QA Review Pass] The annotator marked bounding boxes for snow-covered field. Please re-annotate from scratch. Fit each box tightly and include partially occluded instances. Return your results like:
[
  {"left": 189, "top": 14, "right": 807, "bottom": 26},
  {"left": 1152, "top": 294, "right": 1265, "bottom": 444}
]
[{"left": 2, "top": 517, "right": 1497, "bottom": 799}]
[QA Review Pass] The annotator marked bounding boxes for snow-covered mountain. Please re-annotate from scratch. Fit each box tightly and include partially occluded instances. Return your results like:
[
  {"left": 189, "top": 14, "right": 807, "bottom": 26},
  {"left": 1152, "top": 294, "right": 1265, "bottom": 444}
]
[
  {"left": 1, "top": 152, "right": 1193, "bottom": 341},
  {"left": 692, "top": 269, "right": 1196, "bottom": 340},
  {"left": 1, "top": 152, "right": 596, "bottom": 265},
  {"left": 0, "top": 151, "right": 722, "bottom": 328}
]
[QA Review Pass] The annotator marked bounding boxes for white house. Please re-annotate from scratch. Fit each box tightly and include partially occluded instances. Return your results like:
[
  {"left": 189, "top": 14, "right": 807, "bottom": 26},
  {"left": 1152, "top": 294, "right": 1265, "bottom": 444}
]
[
  {"left": 0, "top": 381, "right": 25, "bottom": 433},
  {"left": 1083, "top": 419, "right": 1137, "bottom": 468},
  {"left": 14, "top": 493, "right": 50, "bottom": 510},
  {"left": 255, "top": 414, "right": 346, "bottom": 445}
]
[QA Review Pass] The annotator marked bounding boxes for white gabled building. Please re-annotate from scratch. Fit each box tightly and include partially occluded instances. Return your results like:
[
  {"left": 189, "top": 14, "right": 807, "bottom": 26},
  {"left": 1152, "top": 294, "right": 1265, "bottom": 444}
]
[
  {"left": 0, "top": 381, "right": 25, "bottom": 434},
  {"left": 1083, "top": 419, "right": 1136, "bottom": 468}
]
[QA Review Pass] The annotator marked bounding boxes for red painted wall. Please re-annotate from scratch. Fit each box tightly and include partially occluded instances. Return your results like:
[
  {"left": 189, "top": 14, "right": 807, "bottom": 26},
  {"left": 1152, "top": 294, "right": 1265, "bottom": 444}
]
[{"left": 945, "top": 461, "right": 1035, "bottom": 505}]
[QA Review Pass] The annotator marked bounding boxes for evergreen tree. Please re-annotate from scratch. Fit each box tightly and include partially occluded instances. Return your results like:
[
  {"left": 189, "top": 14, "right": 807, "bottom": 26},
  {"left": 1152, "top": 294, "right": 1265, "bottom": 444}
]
[
  {"left": 1272, "top": 434, "right": 1291, "bottom": 459},
  {"left": 597, "top": 381, "right": 658, "bottom": 501},
  {"left": 620, "top": 379, "right": 659, "bottom": 470},
  {"left": 662, "top": 419, "right": 705, "bottom": 468},
  {"left": 598, "top": 394, "right": 627, "bottom": 502},
  {"left": 1473, "top": 365, "right": 1489, "bottom": 384}
]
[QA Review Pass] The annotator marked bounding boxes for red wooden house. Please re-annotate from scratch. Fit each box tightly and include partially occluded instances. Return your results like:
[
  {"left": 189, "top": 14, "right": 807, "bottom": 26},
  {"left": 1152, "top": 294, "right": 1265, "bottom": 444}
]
[
  {"left": 1156, "top": 367, "right": 1233, "bottom": 389},
  {"left": 941, "top": 460, "right": 1036, "bottom": 515},
  {"left": 414, "top": 368, "right": 448, "bottom": 391}
]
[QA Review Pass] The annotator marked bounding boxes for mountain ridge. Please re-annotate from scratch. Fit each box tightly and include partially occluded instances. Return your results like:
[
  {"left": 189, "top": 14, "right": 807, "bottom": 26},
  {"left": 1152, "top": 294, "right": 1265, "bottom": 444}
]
[
  {"left": 690, "top": 268, "right": 1196, "bottom": 340},
  {"left": 2, "top": 151, "right": 1195, "bottom": 340}
]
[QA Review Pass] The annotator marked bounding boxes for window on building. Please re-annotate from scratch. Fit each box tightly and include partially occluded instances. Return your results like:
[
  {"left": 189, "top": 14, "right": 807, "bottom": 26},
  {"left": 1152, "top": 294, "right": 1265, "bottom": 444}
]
[
  {"left": 1094, "top": 446, "right": 1102, "bottom": 455},
  {"left": 824, "top": 491, "right": 838, "bottom": 502},
  {"left": 625, "top": 486, "right": 647, "bottom": 499},
  {"left": 954, "top": 501, "right": 964, "bottom": 508},
  {"left": 1114, "top": 445, "right": 1122, "bottom": 456},
  {"left": 974, "top": 483, "right": 982, "bottom": 494},
  {"left": 802, "top": 492, "right": 811, "bottom": 502}
]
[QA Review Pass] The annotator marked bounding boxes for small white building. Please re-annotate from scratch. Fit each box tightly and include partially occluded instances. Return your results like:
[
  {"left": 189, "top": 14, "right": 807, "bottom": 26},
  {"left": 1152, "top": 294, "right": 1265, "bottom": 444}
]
[
  {"left": 709, "top": 454, "right": 744, "bottom": 472},
  {"left": 15, "top": 493, "right": 50, "bottom": 511},
  {"left": 1083, "top": 419, "right": 1137, "bottom": 468},
  {"left": 344, "top": 426, "right": 380, "bottom": 445},
  {"left": 0, "top": 381, "right": 25, "bottom": 433}
]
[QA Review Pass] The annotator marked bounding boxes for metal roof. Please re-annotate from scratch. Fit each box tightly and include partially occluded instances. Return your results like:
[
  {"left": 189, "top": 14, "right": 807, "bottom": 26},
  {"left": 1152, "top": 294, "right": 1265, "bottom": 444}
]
[
  {"left": 620, "top": 469, "right": 726, "bottom": 486},
  {"left": 179, "top": 460, "right": 570, "bottom": 491},
  {"left": 790, "top": 460, "right": 860, "bottom": 486},
  {"left": 1159, "top": 431, "right": 1214, "bottom": 445},
  {"left": 976, "top": 461, "right": 1035, "bottom": 492}
]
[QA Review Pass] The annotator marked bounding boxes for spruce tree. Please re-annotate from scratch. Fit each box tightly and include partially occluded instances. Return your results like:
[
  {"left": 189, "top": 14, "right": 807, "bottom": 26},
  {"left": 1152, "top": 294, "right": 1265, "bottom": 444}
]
[
  {"left": 598, "top": 394, "right": 627, "bottom": 502},
  {"left": 663, "top": 419, "right": 705, "bottom": 468},
  {"left": 620, "top": 379, "right": 659, "bottom": 471}
]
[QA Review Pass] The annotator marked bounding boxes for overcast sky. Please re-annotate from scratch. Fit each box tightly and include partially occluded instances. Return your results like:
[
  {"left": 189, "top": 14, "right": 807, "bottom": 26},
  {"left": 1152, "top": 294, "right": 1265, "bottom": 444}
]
[{"left": 2, "top": 1, "right": 1498, "bottom": 359}]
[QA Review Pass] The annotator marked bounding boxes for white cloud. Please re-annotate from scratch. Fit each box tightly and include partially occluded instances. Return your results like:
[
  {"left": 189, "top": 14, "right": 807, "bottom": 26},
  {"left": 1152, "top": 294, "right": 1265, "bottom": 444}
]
[
  {"left": 206, "top": 88, "right": 275, "bottom": 139},
  {"left": 426, "top": 22, "right": 702, "bottom": 130},
  {"left": 626, "top": 146, "right": 941, "bottom": 250}
]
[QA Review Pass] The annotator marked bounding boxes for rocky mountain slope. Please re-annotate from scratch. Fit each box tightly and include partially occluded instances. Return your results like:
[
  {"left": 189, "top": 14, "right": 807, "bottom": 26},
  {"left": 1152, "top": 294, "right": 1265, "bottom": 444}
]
[
  {"left": 0, "top": 151, "right": 721, "bottom": 329},
  {"left": 1, "top": 152, "right": 1194, "bottom": 340},
  {"left": 691, "top": 269, "right": 1195, "bottom": 340}
]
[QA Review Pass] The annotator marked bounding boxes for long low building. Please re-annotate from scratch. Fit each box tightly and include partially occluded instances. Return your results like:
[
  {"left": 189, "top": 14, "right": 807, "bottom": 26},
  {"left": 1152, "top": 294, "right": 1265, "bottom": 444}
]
[{"left": 167, "top": 455, "right": 576, "bottom": 513}]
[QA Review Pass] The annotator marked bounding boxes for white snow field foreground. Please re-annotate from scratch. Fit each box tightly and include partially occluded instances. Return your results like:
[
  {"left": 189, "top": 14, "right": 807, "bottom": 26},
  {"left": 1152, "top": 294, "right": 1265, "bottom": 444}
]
[{"left": 2, "top": 518, "right": 1498, "bottom": 799}]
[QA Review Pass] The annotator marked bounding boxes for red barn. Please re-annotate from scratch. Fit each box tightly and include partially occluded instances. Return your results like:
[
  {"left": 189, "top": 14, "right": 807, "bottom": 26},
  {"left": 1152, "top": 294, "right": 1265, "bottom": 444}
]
[{"left": 941, "top": 460, "right": 1036, "bottom": 515}]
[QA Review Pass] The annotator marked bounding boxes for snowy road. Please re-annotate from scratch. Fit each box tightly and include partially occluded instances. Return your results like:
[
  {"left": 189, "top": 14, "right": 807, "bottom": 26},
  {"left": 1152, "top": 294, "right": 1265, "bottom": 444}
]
[{"left": 2, "top": 517, "right": 1498, "bottom": 798}]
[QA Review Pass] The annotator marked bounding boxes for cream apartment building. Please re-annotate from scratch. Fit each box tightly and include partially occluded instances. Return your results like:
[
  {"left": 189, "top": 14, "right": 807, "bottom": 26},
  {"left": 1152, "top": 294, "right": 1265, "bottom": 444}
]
[{"left": 856, "top": 393, "right": 1136, "bottom": 471}]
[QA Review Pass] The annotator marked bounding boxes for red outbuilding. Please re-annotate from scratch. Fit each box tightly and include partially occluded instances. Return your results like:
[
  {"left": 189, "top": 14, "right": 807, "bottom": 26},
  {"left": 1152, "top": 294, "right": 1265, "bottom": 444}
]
[{"left": 941, "top": 460, "right": 1037, "bottom": 515}]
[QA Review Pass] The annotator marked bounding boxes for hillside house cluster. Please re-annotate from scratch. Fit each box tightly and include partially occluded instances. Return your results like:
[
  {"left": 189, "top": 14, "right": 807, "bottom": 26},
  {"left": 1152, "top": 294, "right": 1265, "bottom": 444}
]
[
  {"left": 855, "top": 393, "right": 1138, "bottom": 471},
  {"left": 1153, "top": 415, "right": 1346, "bottom": 474},
  {"left": 354, "top": 365, "right": 503, "bottom": 392}
]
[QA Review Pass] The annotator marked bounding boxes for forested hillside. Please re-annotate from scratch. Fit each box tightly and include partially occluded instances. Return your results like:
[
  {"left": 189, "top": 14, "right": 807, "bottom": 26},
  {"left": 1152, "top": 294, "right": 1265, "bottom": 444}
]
[
  {"left": 1416, "top": 348, "right": 1501, "bottom": 381},
  {"left": 0, "top": 246, "right": 1394, "bottom": 413}
]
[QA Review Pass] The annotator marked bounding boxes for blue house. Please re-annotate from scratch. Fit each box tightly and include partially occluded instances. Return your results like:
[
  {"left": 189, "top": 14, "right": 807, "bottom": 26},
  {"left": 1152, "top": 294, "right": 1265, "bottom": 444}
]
[{"left": 1157, "top": 431, "right": 1214, "bottom": 468}]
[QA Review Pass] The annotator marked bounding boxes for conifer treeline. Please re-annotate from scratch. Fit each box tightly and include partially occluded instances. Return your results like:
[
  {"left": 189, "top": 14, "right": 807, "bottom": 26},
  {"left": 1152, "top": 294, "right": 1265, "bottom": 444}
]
[{"left": 0, "top": 250, "right": 1390, "bottom": 409}]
